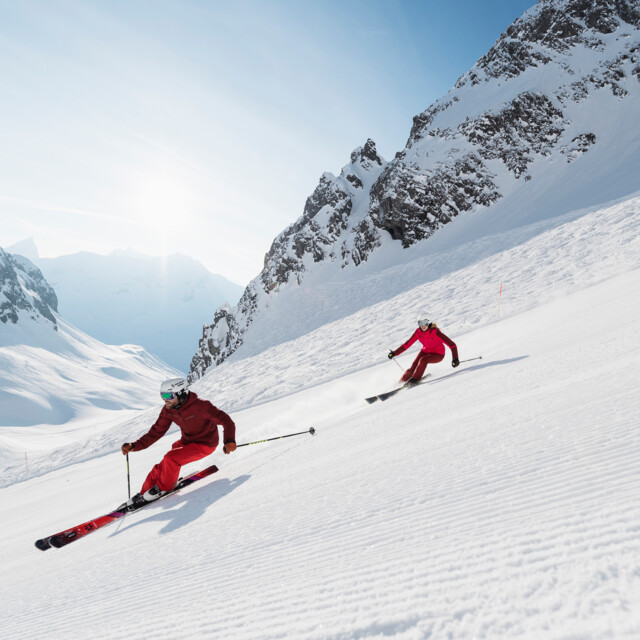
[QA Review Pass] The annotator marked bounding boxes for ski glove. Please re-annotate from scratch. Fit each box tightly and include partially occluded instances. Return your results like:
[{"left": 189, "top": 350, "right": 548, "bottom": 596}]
[
  {"left": 451, "top": 358, "right": 460, "bottom": 368},
  {"left": 223, "top": 442, "right": 237, "bottom": 454},
  {"left": 388, "top": 351, "right": 395, "bottom": 359},
  {"left": 121, "top": 442, "right": 135, "bottom": 455}
]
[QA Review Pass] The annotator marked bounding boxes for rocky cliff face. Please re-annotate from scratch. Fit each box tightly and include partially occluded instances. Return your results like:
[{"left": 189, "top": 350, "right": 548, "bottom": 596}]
[
  {"left": 190, "top": 0, "right": 640, "bottom": 381},
  {"left": 259, "top": 139, "right": 386, "bottom": 291},
  {"left": 188, "top": 140, "right": 386, "bottom": 381},
  {"left": 0, "top": 248, "right": 58, "bottom": 329},
  {"left": 357, "top": 0, "right": 640, "bottom": 255}
]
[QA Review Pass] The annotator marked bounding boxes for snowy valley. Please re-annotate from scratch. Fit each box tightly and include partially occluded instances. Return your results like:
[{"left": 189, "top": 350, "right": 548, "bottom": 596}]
[{"left": 5, "top": 242, "right": 243, "bottom": 373}]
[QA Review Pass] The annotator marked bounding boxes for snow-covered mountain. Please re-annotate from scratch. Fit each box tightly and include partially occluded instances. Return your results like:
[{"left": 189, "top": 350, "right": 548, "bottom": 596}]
[
  {"left": 189, "top": 0, "right": 640, "bottom": 381},
  {"left": 0, "top": 246, "right": 181, "bottom": 477},
  {"left": 10, "top": 245, "right": 243, "bottom": 373}
]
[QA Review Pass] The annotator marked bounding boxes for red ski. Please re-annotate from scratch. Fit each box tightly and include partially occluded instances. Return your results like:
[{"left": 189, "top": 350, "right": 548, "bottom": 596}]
[{"left": 35, "top": 464, "right": 219, "bottom": 551}]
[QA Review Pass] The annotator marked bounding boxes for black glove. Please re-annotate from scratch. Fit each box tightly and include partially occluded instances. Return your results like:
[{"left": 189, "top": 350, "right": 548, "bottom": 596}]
[
  {"left": 452, "top": 358, "right": 460, "bottom": 368},
  {"left": 388, "top": 351, "right": 395, "bottom": 359}
]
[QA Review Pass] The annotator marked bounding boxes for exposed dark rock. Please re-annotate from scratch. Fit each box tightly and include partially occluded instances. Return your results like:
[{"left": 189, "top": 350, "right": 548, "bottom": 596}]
[
  {"left": 367, "top": 154, "right": 501, "bottom": 247},
  {"left": 259, "top": 139, "right": 383, "bottom": 294},
  {"left": 0, "top": 248, "right": 58, "bottom": 328},
  {"left": 457, "top": 0, "right": 640, "bottom": 87},
  {"left": 459, "top": 92, "right": 568, "bottom": 178},
  {"left": 561, "top": 133, "right": 597, "bottom": 161}
]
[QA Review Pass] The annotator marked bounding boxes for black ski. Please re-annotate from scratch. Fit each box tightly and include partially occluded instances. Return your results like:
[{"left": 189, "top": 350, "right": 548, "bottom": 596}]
[
  {"left": 365, "top": 357, "right": 483, "bottom": 403},
  {"left": 365, "top": 376, "right": 430, "bottom": 403}
]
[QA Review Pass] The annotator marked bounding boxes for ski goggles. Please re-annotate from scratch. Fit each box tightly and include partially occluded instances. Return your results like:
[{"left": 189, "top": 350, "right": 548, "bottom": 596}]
[
  {"left": 161, "top": 392, "right": 177, "bottom": 401},
  {"left": 418, "top": 318, "right": 431, "bottom": 327}
]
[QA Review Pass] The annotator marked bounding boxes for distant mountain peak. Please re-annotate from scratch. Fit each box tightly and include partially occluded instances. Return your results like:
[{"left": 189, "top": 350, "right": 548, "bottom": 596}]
[
  {"left": 457, "top": 0, "right": 640, "bottom": 87},
  {"left": 0, "top": 247, "right": 58, "bottom": 329},
  {"left": 36, "top": 250, "right": 242, "bottom": 371},
  {"left": 6, "top": 237, "right": 39, "bottom": 262},
  {"left": 350, "top": 138, "right": 384, "bottom": 168}
]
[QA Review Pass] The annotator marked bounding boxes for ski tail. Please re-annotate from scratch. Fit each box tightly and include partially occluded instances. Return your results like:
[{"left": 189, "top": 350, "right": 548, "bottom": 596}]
[{"left": 377, "top": 386, "right": 406, "bottom": 401}]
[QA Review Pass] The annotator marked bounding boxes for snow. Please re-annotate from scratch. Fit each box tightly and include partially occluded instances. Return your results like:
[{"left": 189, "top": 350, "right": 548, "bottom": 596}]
[
  {"left": 0, "top": 316, "right": 181, "bottom": 484},
  {"left": 0, "top": 191, "right": 639, "bottom": 638}
]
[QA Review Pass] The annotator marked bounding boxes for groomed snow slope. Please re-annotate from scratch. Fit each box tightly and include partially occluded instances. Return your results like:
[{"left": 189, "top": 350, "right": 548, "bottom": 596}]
[
  {"left": 0, "top": 196, "right": 639, "bottom": 639},
  {"left": 0, "top": 316, "right": 181, "bottom": 487}
]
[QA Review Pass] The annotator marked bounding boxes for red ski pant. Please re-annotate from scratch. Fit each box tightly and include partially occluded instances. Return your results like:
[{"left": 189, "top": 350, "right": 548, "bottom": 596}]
[
  {"left": 401, "top": 351, "right": 444, "bottom": 382},
  {"left": 141, "top": 440, "right": 215, "bottom": 494}
]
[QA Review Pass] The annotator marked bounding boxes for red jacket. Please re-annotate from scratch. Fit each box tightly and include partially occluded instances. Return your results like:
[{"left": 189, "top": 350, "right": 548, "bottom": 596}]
[
  {"left": 394, "top": 326, "right": 458, "bottom": 359},
  {"left": 132, "top": 392, "right": 236, "bottom": 451}
]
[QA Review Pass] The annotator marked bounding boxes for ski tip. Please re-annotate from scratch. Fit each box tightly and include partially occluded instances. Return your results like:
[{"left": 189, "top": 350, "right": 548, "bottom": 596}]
[
  {"left": 35, "top": 538, "right": 51, "bottom": 551},
  {"left": 364, "top": 397, "right": 378, "bottom": 404}
]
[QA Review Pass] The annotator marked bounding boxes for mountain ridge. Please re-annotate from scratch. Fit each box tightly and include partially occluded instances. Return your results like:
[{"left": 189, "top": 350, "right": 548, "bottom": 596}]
[
  {"left": 5, "top": 244, "right": 244, "bottom": 372},
  {"left": 188, "top": 0, "right": 640, "bottom": 381}
]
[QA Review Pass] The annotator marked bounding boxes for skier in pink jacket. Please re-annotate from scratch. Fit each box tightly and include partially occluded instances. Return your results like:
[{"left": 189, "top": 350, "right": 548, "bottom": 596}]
[{"left": 389, "top": 314, "right": 459, "bottom": 384}]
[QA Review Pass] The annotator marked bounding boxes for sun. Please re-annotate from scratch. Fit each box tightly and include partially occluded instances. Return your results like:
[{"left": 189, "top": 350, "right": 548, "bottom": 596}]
[
  {"left": 122, "top": 161, "right": 205, "bottom": 256},
  {"left": 132, "top": 170, "right": 195, "bottom": 229}
]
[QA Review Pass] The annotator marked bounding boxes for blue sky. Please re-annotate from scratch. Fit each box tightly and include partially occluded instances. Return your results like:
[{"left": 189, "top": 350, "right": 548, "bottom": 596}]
[{"left": 1, "top": 0, "right": 535, "bottom": 284}]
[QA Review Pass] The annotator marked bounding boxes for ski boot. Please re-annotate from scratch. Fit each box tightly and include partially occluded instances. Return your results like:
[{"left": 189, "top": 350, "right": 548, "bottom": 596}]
[{"left": 117, "top": 485, "right": 166, "bottom": 512}]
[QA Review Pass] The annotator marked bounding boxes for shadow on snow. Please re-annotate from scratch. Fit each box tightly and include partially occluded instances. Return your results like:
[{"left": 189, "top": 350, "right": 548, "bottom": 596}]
[
  {"left": 109, "top": 474, "right": 251, "bottom": 538},
  {"left": 424, "top": 356, "right": 530, "bottom": 385}
]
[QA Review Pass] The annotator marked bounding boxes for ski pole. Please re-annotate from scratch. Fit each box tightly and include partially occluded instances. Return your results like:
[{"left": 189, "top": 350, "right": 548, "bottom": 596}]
[
  {"left": 126, "top": 453, "right": 131, "bottom": 500},
  {"left": 237, "top": 427, "right": 316, "bottom": 448},
  {"left": 459, "top": 356, "right": 482, "bottom": 363},
  {"left": 388, "top": 349, "right": 404, "bottom": 371}
]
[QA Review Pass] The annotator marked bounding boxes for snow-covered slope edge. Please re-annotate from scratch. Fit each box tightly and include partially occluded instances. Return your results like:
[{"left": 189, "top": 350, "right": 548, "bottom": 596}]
[{"left": 0, "top": 313, "right": 181, "bottom": 485}]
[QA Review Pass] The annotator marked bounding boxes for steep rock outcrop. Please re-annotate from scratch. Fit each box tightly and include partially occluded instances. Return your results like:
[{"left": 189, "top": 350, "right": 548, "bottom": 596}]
[
  {"left": 0, "top": 248, "right": 58, "bottom": 329},
  {"left": 188, "top": 140, "right": 386, "bottom": 380},
  {"left": 355, "top": 0, "right": 640, "bottom": 254}
]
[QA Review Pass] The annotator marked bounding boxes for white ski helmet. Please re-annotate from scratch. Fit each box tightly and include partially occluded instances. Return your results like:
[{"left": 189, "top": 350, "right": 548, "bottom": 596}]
[
  {"left": 417, "top": 313, "right": 431, "bottom": 327},
  {"left": 160, "top": 378, "right": 189, "bottom": 401}
]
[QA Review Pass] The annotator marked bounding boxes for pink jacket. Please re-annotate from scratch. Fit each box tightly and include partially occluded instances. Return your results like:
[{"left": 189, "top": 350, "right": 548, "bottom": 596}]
[{"left": 394, "top": 327, "right": 458, "bottom": 359}]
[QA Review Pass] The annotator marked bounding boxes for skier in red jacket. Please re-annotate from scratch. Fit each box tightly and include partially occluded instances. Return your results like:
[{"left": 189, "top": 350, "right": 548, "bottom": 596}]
[
  {"left": 119, "top": 378, "right": 236, "bottom": 511},
  {"left": 389, "top": 315, "right": 459, "bottom": 385}
]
